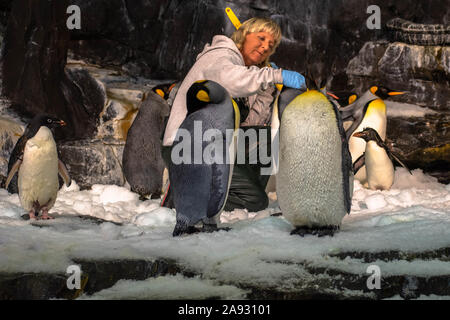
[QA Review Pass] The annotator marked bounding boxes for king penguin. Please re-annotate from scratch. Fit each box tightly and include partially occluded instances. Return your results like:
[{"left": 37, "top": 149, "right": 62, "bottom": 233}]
[
  {"left": 277, "top": 88, "right": 353, "bottom": 237},
  {"left": 5, "top": 114, "right": 71, "bottom": 220},
  {"left": 353, "top": 127, "right": 411, "bottom": 190},
  {"left": 339, "top": 86, "right": 405, "bottom": 185},
  {"left": 169, "top": 80, "right": 240, "bottom": 236}
]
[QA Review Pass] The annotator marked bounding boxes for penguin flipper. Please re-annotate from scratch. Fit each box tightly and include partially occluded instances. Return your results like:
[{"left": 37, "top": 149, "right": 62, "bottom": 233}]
[
  {"left": 353, "top": 154, "right": 365, "bottom": 175},
  {"left": 278, "top": 87, "right": 306, "bottom": 121},
  {"left": 58, "top": 159, "right": 71, "bottom": 187},
  {"left": 389, "top": 151, "right": 412, "bottom": 175},
  {"left": 346, "top": 117, "right": 364, "bottom": 139},
  {"left": 5, "top": 159, "right": 22, "bottom": 189}
]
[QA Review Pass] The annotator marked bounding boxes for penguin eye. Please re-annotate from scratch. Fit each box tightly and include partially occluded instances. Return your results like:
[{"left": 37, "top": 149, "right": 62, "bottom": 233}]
[{"left": 47, "top": 119, "right": 52, "bottom": 123}]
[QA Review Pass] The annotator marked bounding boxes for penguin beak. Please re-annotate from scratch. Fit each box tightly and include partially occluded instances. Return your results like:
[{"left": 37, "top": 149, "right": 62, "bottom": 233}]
[
  {"left": 388, "top": 91, "right": 406, "bottom": 96},
  {"left": 353, "top": 131, "right": 365, "bottom": 139},
  {"left": 58, "top": 120, "right": 67, "bottom": 126},
  {"left": 326, "top": 91, "right": 339, "bottom": 100}
]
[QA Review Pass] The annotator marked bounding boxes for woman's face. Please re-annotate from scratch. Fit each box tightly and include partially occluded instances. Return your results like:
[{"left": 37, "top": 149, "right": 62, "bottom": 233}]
[{"left": 240, "top": 31, "right": 275, "bottom": 66}]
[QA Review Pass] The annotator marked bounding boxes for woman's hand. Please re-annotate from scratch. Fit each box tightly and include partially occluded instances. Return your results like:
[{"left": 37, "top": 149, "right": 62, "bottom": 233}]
[{"left": 281, "top": 70, "right": 306, "bottom": 89}]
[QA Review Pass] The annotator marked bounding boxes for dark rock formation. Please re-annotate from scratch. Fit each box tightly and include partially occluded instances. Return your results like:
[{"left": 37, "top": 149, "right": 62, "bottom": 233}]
[
  {"left": 346, "top": 40, "right": 449, "bottom": 182},
  {"left": 1, "top": 0, "right": 104, "bottom": 140},
  {"left": 387, "top": 18, "right": 450, "bottom": 46},
  {"left": 58, "top": 139, "right": 125, "bottom": 190},
  {"left": 63, "top": 0, "right": 449, "bottom": 84}
]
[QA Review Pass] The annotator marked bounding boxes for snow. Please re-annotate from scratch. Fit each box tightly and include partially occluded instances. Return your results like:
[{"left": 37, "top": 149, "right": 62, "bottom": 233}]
[
  {"left": 0, "top": 168, "right": 449, "bottom": 299},
  {"left": 78, "top": 274, "right": 248, "bottom": 300}
]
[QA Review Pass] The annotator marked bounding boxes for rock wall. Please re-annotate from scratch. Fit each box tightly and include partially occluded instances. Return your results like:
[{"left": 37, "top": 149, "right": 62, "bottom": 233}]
[
  {"left": 1, "top": 0, "right": 104, "bottom": 140},
  {"left": 346, "top": 41, "right": 449, "bottom": 182},
  {"left": 0, "top": 0, "right": 448, "bottom": 187},
  {"left": 64, "top": 0, "right": 449, "bottom": 84}
]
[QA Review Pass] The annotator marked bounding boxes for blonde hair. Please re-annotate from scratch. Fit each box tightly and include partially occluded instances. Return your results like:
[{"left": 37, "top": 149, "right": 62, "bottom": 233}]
[{"left": 231, "top": 17, "right": 282, "bottom": 68}]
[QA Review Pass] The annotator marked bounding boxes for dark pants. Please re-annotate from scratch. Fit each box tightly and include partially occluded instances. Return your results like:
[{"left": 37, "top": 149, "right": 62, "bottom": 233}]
[{"left": 162, "top": 126, "right": 272, "bottom": 212}]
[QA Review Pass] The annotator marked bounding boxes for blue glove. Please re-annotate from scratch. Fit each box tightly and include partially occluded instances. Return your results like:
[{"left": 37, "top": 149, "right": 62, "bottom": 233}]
[{"left": 281, "top": 70, "right": 306, "bottom": 89}]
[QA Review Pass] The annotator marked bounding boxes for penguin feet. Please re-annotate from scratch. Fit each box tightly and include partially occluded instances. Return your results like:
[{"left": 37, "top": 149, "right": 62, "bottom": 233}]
[
  {"left": 28, "top": 210, "right": 37, "bottom": 220},
  {"left": 270, "top": 212, "right": 283, "bottom": 217},
  {"left": 173, "top": 222, "right": 231, "bottom": 237},
  {"left": 291, "top": 225, "right": 339, "bottom": 237},
  {"left": 202, "top": 223, "right": 232, "bottom": 233}
]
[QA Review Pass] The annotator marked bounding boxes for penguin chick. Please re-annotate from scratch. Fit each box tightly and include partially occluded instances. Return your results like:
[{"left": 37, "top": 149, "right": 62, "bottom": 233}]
[
  {"left": 353, "top": 127, "right": 410, "bottom": 190},
  {"left": 5, "top": 114, "right": 71, "bottom": 220}
]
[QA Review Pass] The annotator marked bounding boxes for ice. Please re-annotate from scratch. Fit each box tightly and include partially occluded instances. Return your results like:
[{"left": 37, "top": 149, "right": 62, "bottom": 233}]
[{"left": 0, "top": 168, "right": 449, "bottom": 298}]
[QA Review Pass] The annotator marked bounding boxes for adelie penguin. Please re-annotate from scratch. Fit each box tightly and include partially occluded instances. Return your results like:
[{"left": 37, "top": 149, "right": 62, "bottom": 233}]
[
  {"left": 169, "top": 80, "right": 239, "bottom": 237},
  {"left": 276, "top": 83, "right": 353, "bottom": 237},
  {"left": 353, "top": 127, "right": 411, "bottom": 191},
  {"left": 5, "top": 114, "right": 71, "bottom": 220},
  {"left": 339, "top": 86, "right": 405, "bottom": 186}
]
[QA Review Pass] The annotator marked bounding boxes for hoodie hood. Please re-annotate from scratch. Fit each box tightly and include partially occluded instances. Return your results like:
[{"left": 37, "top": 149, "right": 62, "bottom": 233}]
[{"left": 196, "top": 35, "right": 244, "bottom": 63}]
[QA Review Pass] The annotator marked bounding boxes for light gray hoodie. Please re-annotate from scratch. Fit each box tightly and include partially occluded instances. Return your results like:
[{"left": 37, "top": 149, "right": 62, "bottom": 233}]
[{"left": 162, "top": 35, "right": 283, "bottom": 146}]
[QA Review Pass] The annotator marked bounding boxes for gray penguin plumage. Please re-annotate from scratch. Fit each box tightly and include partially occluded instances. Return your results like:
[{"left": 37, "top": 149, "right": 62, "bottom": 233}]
[
  {"left": 5, "top": 114, "right": 71, "bottom": 220},
  {"left": 123, "top": 90, "right": 171, "bottom": 199},
  {"left": 169, "top": 80, "right": 239, "bottom": 236},
  {"left": 277, "top": 89, "right": 353, "bottom": 237}
]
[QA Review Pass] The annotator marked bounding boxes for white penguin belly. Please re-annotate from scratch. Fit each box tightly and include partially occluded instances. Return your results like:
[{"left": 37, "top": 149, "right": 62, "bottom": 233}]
[
  {"left": 365, "top": 142, "right": 394, "bottom": 190},
  {"left": 278, "top": 100, "right": 347, "bottom": 227},
  {"left": 18, "top": 127, "right": 59, "bottom": 212},
  {"left": 349, "top": 110, "right": 386, "bottom": 183}
]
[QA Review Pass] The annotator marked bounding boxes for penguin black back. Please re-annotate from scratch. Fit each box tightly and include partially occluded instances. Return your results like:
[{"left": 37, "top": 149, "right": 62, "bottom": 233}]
[
  {"left": 329, "top": 91, "right": 353, "bottom": 214},
  {"left": 277, "top": 87, "right": 306, "bottom": 121}
]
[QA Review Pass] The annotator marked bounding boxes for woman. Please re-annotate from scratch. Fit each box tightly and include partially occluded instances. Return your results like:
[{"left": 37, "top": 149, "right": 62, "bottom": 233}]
[{"left": 162, "top": 17, "right": 305, "bottom": 212}]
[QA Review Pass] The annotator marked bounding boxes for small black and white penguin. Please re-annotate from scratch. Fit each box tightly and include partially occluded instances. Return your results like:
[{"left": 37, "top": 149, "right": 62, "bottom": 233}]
[
  {"left": 353, "top": 127, "right": 410, "bottom": 190},
  {"left": 5, "top": 114, "right": 71, "bottom": 220},
  {"left": 339, "top": 86, "right": 405, "bottom": 185},
  {"left": 276, "top": 87, "right": 353, "bottom": 237},
  {"left": 169, "top": 80, "right": 239, "bottom": 236}
]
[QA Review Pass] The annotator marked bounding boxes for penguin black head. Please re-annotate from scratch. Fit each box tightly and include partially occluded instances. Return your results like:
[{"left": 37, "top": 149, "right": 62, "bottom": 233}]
[
  {"left": 152, "top": 82, "right": 177, "bottom": 100},
  {"left": 353, "top": 127, "right": 384, "bottom": 144},
  {"left": 25, "top": 114, "right": 66, "bottom": 139},
  {"left": 370, "top": 86, "right": 406, "bottom": 100},
  {"left": 186, "top": 80, "right": 227, "bottom": 115}
]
